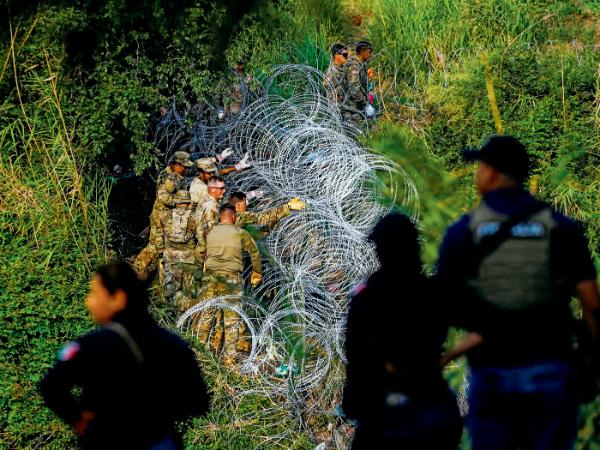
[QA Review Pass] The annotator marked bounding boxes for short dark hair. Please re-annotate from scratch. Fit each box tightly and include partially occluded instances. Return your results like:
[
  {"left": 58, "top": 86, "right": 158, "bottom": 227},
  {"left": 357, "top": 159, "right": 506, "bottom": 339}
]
[
  {"left": 219, "top": 203, "right": 237, "bottom": 215},
  {"left": 331, "top": 43, "right": 347, "bottom": 57},
  {"left": 208, "top": 175, "right": 225, "bottom": 187},
  {"left": 228, "top": 192, "right": 247, "bottom": 205},
  {"left": 96, "top": 262, "right": 149, "bottom": 313},
  {"left": 355, "top": 41, "right": 373, "bottom": 53}
]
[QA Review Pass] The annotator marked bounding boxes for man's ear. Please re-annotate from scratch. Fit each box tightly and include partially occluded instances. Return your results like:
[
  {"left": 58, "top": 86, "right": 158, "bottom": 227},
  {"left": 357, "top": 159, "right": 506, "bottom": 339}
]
[{"left": 112, "top": 289, "right": 128, "bottom": 314}]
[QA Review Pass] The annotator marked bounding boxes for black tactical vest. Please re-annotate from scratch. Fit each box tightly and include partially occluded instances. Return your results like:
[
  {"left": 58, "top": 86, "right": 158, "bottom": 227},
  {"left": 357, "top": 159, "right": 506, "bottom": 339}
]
[{"left": 467, "top": 201, "right": 561, "bottom": 311}]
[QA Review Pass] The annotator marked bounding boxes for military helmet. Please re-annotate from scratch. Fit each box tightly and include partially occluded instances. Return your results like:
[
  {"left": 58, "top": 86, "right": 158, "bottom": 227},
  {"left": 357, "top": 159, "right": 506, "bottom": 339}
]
[
  {"left": 170, "top": 151, "right": 193, "bottom": 167},
  {"left": 173, "top": 190, "right": 192, "bottom": 205}
]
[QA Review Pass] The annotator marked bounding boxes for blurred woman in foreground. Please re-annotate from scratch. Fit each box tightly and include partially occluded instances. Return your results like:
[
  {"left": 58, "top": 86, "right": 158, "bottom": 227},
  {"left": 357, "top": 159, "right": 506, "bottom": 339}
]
[
  {"left": 41, "top": 261, "right": 210, "bottom": 450},
  {"left": 343, "top": 213, "right": 463, "bottom": 450}
]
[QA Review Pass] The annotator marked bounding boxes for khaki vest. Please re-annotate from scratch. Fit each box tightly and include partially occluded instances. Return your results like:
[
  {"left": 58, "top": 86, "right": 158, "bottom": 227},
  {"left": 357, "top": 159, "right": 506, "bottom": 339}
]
[
  {"left": 467, "top": 201, "right": 561, "bottom": 311},
  {"left": 205, "top": 224, "right": 243, "bottom": 273}
]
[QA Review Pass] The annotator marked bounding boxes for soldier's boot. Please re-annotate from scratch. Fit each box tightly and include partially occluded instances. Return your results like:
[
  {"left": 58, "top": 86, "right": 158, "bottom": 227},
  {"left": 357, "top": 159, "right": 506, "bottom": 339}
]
[
  {"left": 236, "top": 319, "right": 252, "bottom": 354},
  {"left": 133, "top": 245, "right": 158, "bottom": 277}
]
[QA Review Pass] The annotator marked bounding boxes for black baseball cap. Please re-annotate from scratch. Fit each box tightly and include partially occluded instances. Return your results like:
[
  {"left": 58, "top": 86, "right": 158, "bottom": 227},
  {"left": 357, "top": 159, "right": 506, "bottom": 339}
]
[{"left": 463, "top": 135, "right": 530, "bottom": 183}]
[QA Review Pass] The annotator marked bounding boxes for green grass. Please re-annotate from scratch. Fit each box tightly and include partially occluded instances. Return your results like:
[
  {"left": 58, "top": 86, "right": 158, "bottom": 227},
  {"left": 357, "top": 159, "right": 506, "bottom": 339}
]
[
  {"left": 358, "top": 0, "right": 600, "bottom": 258},
  {"left": 0, "top": 23, "right": 108, "bottom": 448}
]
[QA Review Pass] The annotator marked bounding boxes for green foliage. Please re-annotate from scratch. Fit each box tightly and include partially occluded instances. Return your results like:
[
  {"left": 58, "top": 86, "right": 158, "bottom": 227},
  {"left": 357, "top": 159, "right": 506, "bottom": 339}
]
[
  {"left": 360, "top": 0, "right": 600, "bottom": 257},
  {"left": 370, "top": 124, "right": 477, "bottom": 269},
  {"left": 363, "top": 2, "right": 600, "bottom": 447},
  {"left": 0, "top": 3, "right": 333, "bottom": 447},
  {"left": 0, "top": 19, "right": 107, "bottom": 447},
  {"left": 56, "top": 1, "right": 224, "bottom": 173},
  {"left": 225, "top": 0, "right": 349, "bottom": 72},
  {"left": 0, "top": 250, "right": 92, "bottom": 449}
]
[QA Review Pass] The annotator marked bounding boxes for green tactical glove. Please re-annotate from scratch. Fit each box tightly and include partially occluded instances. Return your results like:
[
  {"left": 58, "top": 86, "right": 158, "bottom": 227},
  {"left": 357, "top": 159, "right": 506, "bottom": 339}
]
[{"left": 194, "top": 269, "right": 204, "bottom": 281}]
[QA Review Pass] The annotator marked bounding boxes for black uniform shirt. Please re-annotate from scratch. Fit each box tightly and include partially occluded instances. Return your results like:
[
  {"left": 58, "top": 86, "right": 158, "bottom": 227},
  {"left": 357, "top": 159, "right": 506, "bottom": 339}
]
[
  {"left": 436, "top": 188, "right": 597, "bottom": 367},
  {"left": 40, "top": 312, "right": 209, "bottom": 449}
]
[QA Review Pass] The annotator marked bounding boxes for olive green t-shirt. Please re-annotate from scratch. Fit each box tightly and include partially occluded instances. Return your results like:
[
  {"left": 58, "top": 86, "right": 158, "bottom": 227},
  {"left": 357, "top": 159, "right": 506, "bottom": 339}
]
[{"left": 203, "top": 224, "right": 261, "bottom": 274}]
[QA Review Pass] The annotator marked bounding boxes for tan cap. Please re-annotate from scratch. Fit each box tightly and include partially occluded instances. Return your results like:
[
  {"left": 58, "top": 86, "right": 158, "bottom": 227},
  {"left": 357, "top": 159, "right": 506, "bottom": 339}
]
[
  {"left": 171, "top": 151, "right": 193, "bottom": 167},
  {"left": 195, "top": 157, "right": 218, "bottom": 173}
]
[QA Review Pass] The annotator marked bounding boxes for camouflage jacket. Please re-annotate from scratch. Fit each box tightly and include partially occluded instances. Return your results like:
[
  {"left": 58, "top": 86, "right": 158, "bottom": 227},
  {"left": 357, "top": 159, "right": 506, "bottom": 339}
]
[
  {"left": 323, "top": 62, "right": 347, "bottom": 104},
  {"left": 154, "top": 166, "right": 187, "bottom": 212},
  {"left": 198, "top": 224, "right": 261, "bottom": 274},
  {"left": 344, "top": 54, "right": 368, "bottom": 111},
  {"left": 189, "top": 178, "right": 209, "bottom": 205},
  {"left": 195, "top": 196, "right": 221, "bottom": 234},
  {"left": 236, "top": 204, "right": 291, "bottom": 234}
]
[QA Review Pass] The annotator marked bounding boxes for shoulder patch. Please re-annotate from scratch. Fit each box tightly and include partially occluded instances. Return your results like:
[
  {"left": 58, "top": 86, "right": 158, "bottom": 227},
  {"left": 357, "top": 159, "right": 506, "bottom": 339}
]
[{"left": 58, "top": 342, "right": 81, "bottom": 362}]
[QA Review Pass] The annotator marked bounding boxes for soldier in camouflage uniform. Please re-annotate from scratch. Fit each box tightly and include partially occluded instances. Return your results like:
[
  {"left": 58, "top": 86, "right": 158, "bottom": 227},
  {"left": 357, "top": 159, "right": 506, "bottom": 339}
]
[
  {"left": 134, "top": 151, "right": 193, "bottom": 276},
  {"left": 228, "top": 192, "right": 306, "bottom": 236},
  {"left": 323, "top": 43, "right": 349, "bottom": 105},
  {"left": 189, "top": 152, "right": 250, "bottom": 205},
  {"left": 193, "top": 204, "right": 263, "bottom": 365},
  {"left": 195, "top": 176, "right": 226, "bottom": 234},
  {"left": 343, "top": 41, "right": 373, "bottom": 122},
  {"left": 215, "top": 61, "right": 251, "bottom": 119},
  {"left": 158, "top": 190, "right": 203, "bottom": 304}
]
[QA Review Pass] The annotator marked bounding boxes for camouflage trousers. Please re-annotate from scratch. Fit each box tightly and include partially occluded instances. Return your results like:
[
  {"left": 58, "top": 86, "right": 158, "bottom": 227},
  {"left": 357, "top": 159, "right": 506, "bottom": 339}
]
[
  {"left": 162, "top": 256, "right": 198, "bottom": 302},
  {"left": 133, "top": 207, "right": 164, "bottom": 275},
  {"left": 187, "top": 270, "right": 251, "bottom": 361}
]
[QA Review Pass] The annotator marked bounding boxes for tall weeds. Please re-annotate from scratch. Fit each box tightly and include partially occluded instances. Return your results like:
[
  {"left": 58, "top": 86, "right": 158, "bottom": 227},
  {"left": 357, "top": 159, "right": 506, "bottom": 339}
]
[
  {"left": 0, "top": 17, "right": 109, "bottom": 447},
  {"left": 0, "top": 20, "right": 109, "bottom": 270}
]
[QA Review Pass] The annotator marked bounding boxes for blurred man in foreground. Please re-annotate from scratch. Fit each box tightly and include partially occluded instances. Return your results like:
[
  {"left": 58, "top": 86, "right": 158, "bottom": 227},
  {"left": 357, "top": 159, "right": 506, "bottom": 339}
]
[{"left": 437, "top": 135, "right": 600, "bottom": 450}]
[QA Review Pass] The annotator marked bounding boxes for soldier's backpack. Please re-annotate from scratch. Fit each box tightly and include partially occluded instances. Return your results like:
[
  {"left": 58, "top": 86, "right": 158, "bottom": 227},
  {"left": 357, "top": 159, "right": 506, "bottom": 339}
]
[{"left": 168, "top": 209, "right": 193, "bottom": 244}]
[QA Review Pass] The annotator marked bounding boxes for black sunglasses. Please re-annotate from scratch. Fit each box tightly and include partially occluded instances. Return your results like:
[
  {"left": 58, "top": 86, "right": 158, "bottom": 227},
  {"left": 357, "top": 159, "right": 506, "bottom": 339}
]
[{"left": 338, "top": 52, "right": 348, "bottom": 58}]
